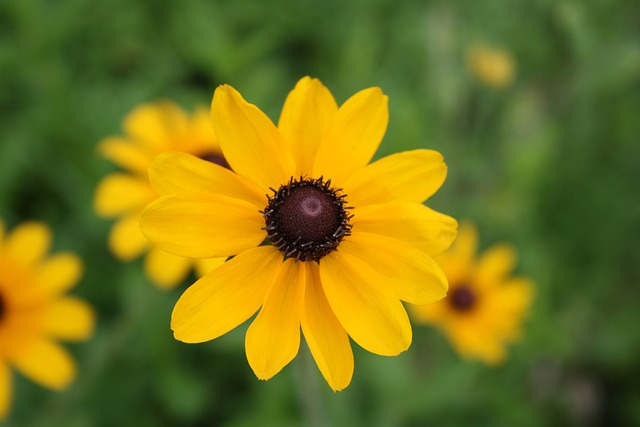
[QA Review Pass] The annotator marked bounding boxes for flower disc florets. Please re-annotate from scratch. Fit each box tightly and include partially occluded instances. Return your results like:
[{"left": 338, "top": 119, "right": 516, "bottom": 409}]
[
  {"left": 262, "top": 177, "right": 353, "bottom": 262},
  {"left": 448, "top": 285, "right": 476, "bottom": 311}
]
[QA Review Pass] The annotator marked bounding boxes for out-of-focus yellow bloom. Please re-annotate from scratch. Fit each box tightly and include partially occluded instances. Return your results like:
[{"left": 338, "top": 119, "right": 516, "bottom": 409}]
[
  {"left": 467, "top": 43, "right": 516, "bottom": 88},
  {"left": 0, "top": 220, "right": 94, "bottom": 419},
  {"left": 412, "top": 223, "right": 534, "bottom": 365},
  {"left": 139, "top": 77, "right": 458, "bottom": 391},
  {"left": 94, "top": 102, "right": 226, "bottom": 289}
]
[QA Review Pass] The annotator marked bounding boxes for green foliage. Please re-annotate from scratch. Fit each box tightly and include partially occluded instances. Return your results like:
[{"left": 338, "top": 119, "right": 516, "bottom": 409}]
[{"left": 1, "top": 0, "right": 639, "bottom": 425}]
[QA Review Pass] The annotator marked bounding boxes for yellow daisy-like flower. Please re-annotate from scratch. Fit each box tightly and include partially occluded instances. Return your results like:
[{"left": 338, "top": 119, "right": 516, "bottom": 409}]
[
  {"left": 94, "top": 101, "right": 227, "bottom": 289},
  {"left": 467, "top": 43, "right": 516, "bottom": 88},
  {"left": 139, "top": 77, "right": 458, "bottom": 391},
  {"left": 412, "top": 223, "right": 534, "bottom": 365},
  {"left": 0, "top": 220, "right": 94, "bottom": 419}
]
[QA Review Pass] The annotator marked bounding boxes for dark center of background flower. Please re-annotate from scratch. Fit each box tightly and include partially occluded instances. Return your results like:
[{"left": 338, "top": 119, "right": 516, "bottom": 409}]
[
  {"left": 0, "top": 292, "right": 5, "bottom": 321},
  {"left": 197, "top": 150, "right": 231, "bottom": 170},
  {"left": 262, "top": 177, "right": 353, "bottom": 262},
  {"left": 448, "top": 285, "right": 477, "bottom": 312}
]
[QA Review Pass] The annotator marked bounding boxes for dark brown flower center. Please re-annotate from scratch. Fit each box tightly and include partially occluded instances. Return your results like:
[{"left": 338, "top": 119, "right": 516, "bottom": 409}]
[
  {"left": 448, "top": 285, "right": 476, "bottom": 311},
  {"left": 197, "top": 150, "right": 231, "bottom": 170},
  {"left": 0, "top": 293, "right": 5, "bottom": 321},
  {"left": 262, "top": 177, "right": 352, "bottom": 262}
]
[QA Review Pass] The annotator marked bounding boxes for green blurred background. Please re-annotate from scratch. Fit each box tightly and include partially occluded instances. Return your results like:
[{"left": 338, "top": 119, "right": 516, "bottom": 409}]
[{"left": 1, "top": 0, "right": 639, "bottom": 425}]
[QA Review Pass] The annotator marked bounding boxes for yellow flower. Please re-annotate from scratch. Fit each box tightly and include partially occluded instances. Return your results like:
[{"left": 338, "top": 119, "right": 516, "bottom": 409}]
[
  {"left": 467, "top": 43, "right": 516, "bottom": 88},
  {"left": 139, "top": 77, "right": 458, "bottom": 391},
  {"left": 94, "top": 101, "right": 227, "bottom": 289},
  {"left": 412, "top": 223, "right": 534, "bottom": 365},
  {"left": 0, "top": 220, "right": 94, "bottom": 419}
]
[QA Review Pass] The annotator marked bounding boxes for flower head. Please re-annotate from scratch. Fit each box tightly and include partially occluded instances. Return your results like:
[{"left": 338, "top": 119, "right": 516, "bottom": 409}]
[
  {"left": 412, "top": 223, "right": 534, "bottom": 365},
  {"left": 0, "top": 220, "right": 94, "bottom": 419},
  {"left": 94, "top": 101, "right": 226, "bottom": 289},
  {"left": 467, "top": 43, "right": 516, "bottom": 88},
  {"left": 139, "top": 77, "right": 458, "bottom": 390}
]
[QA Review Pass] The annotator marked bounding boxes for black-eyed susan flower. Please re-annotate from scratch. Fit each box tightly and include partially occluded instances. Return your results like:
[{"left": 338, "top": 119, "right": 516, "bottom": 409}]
[
  {"left": 412, "top": 223, "right": 534, "bottom": 365},
  {"left": 467, "top": 43, "right": 516, "bottom": 88},
  {"left": 94, "top": 101, "right": 227, "bottom": 289},
  {"left": 0, "top": 220, "right": 94, "bottom": 419},
  {"left": 139, "top": 77, "right": 458, "bottom": 391}
]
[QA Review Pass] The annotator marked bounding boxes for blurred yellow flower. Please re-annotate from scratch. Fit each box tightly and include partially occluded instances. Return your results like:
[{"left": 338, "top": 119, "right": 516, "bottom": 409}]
[
  {"left": 94, "top": 102, "right": 226, "bottom": 289},
  {"left": 0, "top": 221, "right": 94, "bottom": 419},
  {"left": 139, "top": 77, "right": 458, "bottom": 391},
  {"left": 412, "top": 223, "right": 534, "bottom": 365},
  {"left": 467, "top": 43, "right": 516, "bottom": 88}
]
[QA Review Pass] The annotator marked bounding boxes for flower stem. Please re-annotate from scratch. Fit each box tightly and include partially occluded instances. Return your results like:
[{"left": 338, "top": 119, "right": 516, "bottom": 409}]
[{"left": 294, "top": 341, "right": 327, "bottom": 427}]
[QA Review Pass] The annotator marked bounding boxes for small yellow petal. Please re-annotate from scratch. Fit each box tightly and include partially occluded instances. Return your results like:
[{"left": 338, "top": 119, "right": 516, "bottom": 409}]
[
  {"left": 313, "top": 87, "right": 388, "bottom": 183},
  {"left": 4, "top": 222, "right": 51, "bottom": 267},
  {"left": 140, "top": 194, "right": 265, "bottom": 259},
  {"left": 301, "top": 262, "right": 353, "bottom": 391},
  {"left": 0, "top": 361, "right": 11, "bottom": 420},
  {"left": 475, "top": 243, "right": 517, "bottom": 289},
  {"left": 34, "top": 253, "right": 83, "bottom": 296},
  {"left": 320, "top": 251, "right": 412, "bottom": 356},
  {"left": 339, "top": 232, "right": 448, "bottom": 305},
  {"left": 278, "top": 77, "right": 338, "bottom": 175},
  {"left": 98, "top": 137, "right": 152, "bottom": 174},
  {"left": 41, "top": 297, "right": 95, "bottom": 341},
  {"left": 437, "top": 222, "right": 478, "bottom": 283},
  {"left": 149, "top": 152, "right": 265, "bottom": 208},
  {"left": 353, "top": 202, "right": 458, "bottom": 256},
  {"left": 108, "top": 214, "right": 149, "bottom": 260},
  {"left": 94, "top": 173, "right": 155, "bottom": 217},
  {"left": 211, "top": 85, "right": 295, "bottom": 191},
  {"left": 344, "top": 150, "right": 447, "bottom": 207},
  {"left": 123, "top": 102, "right": 184, "bottom": 151},
  {"left": 245, "top": 258, "right": 304, "bottom": 380},
  {"left": 10, "top": 339, "right": 76, "bottom": 390},
  {"left": 144, "top": 247, "right": 192, "bottom": 290},
  {"left": 172, "top": 246, "right": 282, "bottom": 343}
]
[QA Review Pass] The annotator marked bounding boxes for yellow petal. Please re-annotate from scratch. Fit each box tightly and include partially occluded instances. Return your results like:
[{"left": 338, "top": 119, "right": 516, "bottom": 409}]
[
  {"left": 344, "top": 150, "right": 447, "bottom": 206},
  {"left": 475, "top": 243, "right": 517, "bottom": 289},
  {"left": 313, "top": 87, "right": 388, "bottom": 184},
  {"left": 94, "top": 173, "right": 155, "bottom": 217},
  {"left": 41, "top": 297, "right": 95, "bottom": 341},
  {"left": 194, "top": 257, "right": 227, "bottom": 278},
  {"left": 10, "top": 339, "right": 75, "bottom": 390},
  {"left": 353, "top": 202, "right": 458, "bottom": 256},
  {"left": 0, "top": 361, "right": 11, "bottom": 420},
  {"left": 4, "top": 222, "right": 51, "bottom": 267},
  {"left": 98, "top": 137, "right": 152, "bottom": 174},
  {"left": 171, "top": 246, "right": 282, "bottom": 343},
  {"left": 319, "top": 251, "right": 411, "bottom": 356},
  {"left": 144, "top": 247, "right": 192, "bottom": 290},
  {"left": 301, "top": 262, "right": 353, "bottom": 391},
  {"left": 245, "top": 258, "right": 304, "bottom": 380},
  {"left": 108, "top": 214, "right": 149, "bottom": 260},
  {"left": 149, "top": 152, "right": 265, "bottom": 208},
  {"left": 211, "top": 85, "right": 295, "bottom": 191},
  {"left": 140, "top": 194, "right": 265, "bottom": 258},
  {"left": 437, "top": 222, "right": 478, "bottom": 284},
  {"left": 123, "top": 102, "right": 183, "bottom": 151},
  {"left": 278, "top": 77, "right": 338, "bottom": 175},
  {"left": 34, "top": 253, "right": 83, "bottom": 296},
  {"left": 339, "top": 232, "right": 448, "bottom": 305}
]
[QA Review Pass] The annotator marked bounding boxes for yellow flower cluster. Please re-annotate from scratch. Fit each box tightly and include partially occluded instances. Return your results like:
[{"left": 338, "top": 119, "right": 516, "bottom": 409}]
[
  {"left": 412, "top": 223, "right": 534, "bottom": 364},
  {"left": 0, "top": 221, "right": 94, "bottom": 418},
  {"left": 93, "top": 102, "right": 226, "bottom": 289}
]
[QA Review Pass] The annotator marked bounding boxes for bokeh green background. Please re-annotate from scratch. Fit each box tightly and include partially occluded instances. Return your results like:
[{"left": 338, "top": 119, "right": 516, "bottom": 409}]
[{"left": 1, "top": 0, "right": 639, "bottom": 426}]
